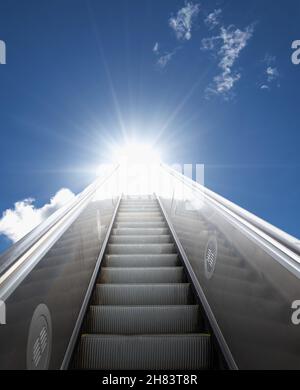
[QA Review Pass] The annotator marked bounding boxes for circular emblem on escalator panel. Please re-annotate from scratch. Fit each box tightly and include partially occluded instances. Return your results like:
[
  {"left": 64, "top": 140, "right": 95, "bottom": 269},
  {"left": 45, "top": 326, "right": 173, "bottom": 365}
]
[
  {"left": 204, "top": 236, "right": 218, "bottom": 280},
  {"left": 26, "top": 304, "right": 52, "bottom": 370}
]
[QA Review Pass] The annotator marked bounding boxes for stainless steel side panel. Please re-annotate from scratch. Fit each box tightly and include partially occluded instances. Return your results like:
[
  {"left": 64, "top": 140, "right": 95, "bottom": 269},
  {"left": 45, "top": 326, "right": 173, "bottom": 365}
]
[
  {"left": 0, "top": 179, "right": 118, "bottom": 369},
  {"left": 157, "top": 167, "right": 300, "bottom": 369}
]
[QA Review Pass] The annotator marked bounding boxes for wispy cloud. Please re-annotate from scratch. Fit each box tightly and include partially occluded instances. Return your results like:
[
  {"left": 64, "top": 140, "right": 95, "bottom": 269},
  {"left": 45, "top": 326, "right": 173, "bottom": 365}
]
[
  {"left": 262, "top": 53, "right": 276, "bottom": 64},
  {"left": 205, "top": 9, "right": 222, "bottom": 30},
  {"left": 202, "top": 24, "right": 254, "bottom": 98},
  {"left": 259, "top": 54, "right": 280, "bottom": 90},
  {"left": 153, "top": 41, "right": 177, "bottom": 69},
  {"left": 153, "top": 42, "right": 159, "bottom": 54},
  {"left": 266, "top": 66, "right": 279, "bottom": 82},
  {"left": 153, "top": 2, "right": 199, "bottom": 69},
  {"left": 0, "top": 188, "right": 75, "bottom": 243},
  {"left": 216, "top": 26, "right": 254, "bottom": 94},
  {"left": 169, "top": 2, "right": 200, "bottom": 41},
  {"left": 201, "top": 36, "right": 219, "bottom": 51},
  {"left": 156, "top": 50, "right": 177, "bottom": 69}
]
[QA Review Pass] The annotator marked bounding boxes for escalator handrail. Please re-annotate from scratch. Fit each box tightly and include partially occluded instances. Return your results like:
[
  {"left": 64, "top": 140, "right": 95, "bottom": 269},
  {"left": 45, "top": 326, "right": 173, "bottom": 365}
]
[
  {"left": 0, "top": 164, "right": 120, "bottom": 279},
  {"left": 161, "top": 163, "right": 300, "bottom": 260}
]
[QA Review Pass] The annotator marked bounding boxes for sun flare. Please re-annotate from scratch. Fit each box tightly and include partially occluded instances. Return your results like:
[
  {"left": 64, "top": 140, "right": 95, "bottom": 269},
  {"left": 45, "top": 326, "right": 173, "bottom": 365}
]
[{"left": 112, "top": 142, "right": 161, "bottom": 165}]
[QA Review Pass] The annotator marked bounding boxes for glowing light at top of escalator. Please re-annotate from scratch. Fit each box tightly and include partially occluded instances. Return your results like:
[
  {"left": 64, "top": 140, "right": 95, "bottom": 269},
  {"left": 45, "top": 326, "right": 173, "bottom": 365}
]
[{"left": 112, "top": 142, "right": 161, "bottom": 165}]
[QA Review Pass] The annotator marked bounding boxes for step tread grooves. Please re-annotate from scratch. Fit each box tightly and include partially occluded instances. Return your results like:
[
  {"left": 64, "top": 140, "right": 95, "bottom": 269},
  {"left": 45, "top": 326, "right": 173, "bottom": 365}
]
[
  {"left": 84, "top": 305, "right": 202, "bottom": 334},
  {"left": 93, "top": 283, "right": 192, "bottom": 305},
  {"left": 104, "top": 254, "right": 179, "bottom": 267},
  {"left": 73, "top": 334, "right": 213, "bottom": 370},
  {"left": 108, "top": 243, "right": 176, "bottom": 254},
  {"left": 99, "top": 267, "right": 184, "bottom": 284},
  {"left": 73, "top": 197, "right": 213, "bottom": 370}
]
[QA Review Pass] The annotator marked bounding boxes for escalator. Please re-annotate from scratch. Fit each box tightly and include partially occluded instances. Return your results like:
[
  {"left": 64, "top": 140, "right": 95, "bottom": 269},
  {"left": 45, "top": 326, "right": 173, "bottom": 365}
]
[
  {"left": 72, "top": 197, "right": 215, "bottom": 370},
  {"left": 0, "top": 163, "right": 299, "bottom": 370}
]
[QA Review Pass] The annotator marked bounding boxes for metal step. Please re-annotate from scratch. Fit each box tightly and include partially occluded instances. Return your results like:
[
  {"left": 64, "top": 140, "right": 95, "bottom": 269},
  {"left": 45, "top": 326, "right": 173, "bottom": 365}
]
[
  {"left": 110, "top": 235, "right": 172, "bottom": 244},
  {"left": 84, "top": 305, "right": 202, "bottom": 334},
  {"left": 92, "top": 284, "right": 192, "bottom": 305},
  {"left": 120, "top": 203, "right": 158, "bottom": 208},
  {"left": 71, "top": 194, "right": 215, "bottom": 370},
  {"left": 73, "top": 334, "right": 213, "bottom": 370},
  {"left": 120, "top": 200, "right": 157, "bottom": 203},
  {"left": 112, "top": 227, "right": 169, "bottom": 236},
  {"left": 108, "top": 243, "right": 176, "bottom": 255},
  {"left": 119, "top": 204, "right": 158, "bottom": 208},
  {"left": 120, "top": 206, "right": 158, "bottom": 209},
  {"left": 116, "top": 216, "right": 164, "bottom": 222},
  {"left": 99, "top": 267, "right": 185, "bottom": 284},
  {"left": 119, "top": 206, "right": 160, "bottom": 211},
  {"left": 120, "top": 200, "right": 158, "bottom": 204},
  {"left": 118, "top": 211, "right": 162, "bottom": 217},
  {"left": 118, "top": 210, "right": 161, "bottom": 214},
  {"left": 104, "top": 254, "right": 180, "bottom": 267},
  {"left": 114, "top": 221, "right": 166, "bottom": 228}
]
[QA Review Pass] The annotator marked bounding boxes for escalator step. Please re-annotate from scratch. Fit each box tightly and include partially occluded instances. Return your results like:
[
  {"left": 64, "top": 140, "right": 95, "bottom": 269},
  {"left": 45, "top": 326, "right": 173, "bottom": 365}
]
[
  {"left": 116, "top": 216, "right": 164, "bottom": 222},
  {"left": 104, "top": 254, "right": 179, "bottom": 267},
  {"left": 108, "top": 243, "right": 176, "bottom": 255},
  {"left": 73, "top": 334, "right": 213, "bottom": 370},
  {"left": 115, "top": 222, "right": 166, "bottom": 228},
  {"left": 120, "top": 201, "right": 158, "bottom": 204},
  {"left": 112, "top": 227, "right": 169, "bottom": 236},
  {"left": 119, "top": 207, "right": 160, "bottom": 212},
  {"left": 71, "top": 196, "right": 216, "bottom": 370},
  {"left": 99, "top": 267, "right": 184, "bottom": 284},
  {"left": 93, "top": 284, "right": 192, "bottom": 305},
  {"left": 84, "top": 305, "right": 202, "bottom": 334},
  {"left": 119, "top": 205, "right": 158, "bottom": 209},
  {"left": 110, "top": 235, "right": 172, "bottom": 244},
  {"left": 118, "top": 211, "right": 162, "bottom": 217}
]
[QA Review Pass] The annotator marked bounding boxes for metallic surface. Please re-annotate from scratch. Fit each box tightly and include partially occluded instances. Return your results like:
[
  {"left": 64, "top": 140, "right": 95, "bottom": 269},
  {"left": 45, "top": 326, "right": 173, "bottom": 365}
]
[
  {"left": 157, "top": 165, "right": 300, "bottom": 369},
  {"left": 0, "top": 163, "right": 299, "bottom": 369},
  {"left": 0, "top": 171, "right": 119, "bottom": 369}
]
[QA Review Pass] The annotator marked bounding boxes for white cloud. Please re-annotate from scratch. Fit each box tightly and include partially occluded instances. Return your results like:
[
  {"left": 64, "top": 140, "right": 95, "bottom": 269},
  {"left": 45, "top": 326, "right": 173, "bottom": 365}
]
[
  {"left": 169, "top": 2, "right": 200, "bottom": 41},
  {"left": 266, "top": 66, "right": 279, "bottom": 82},
  {"left": 153, "top": 42, "right": 159, "bottom": 53},
  {"left": 0, "top": 188, "right": 75, "bottom": 243},
  {"left": 260, "top": 84, "right": 270, "bottom": 90},
  {"left": 259, "top": 66, "right": 280, "bottom": 90},
  {"left": 157, "top": 51, "right": 176, "bottom": 68},
  {"left": 259, "top": 55, "right": 280, "bottom": 90},
  {"left": 202, "top": 24, "right": 254, "bottom": 97},
  {"left": 153, "top": 2, "right": 199, "bottom": 69},
  {"left": 262, "top": 53, "right": 276, "bottom": 65},
  {"left": 153, "top": 41, "right": 178, "bottom": 69},
  {"left": 216, "top": 25, "right": 253, "bottom": 93},
  {"left": 201, "top": 36, "right": 219, "bottom": 50},
  {"left": 205, "top": 9, "right": 222, "bottom": 30}
]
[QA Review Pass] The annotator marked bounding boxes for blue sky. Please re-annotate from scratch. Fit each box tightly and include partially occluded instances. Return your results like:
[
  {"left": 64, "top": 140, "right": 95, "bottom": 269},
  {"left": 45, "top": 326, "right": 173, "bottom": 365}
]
[{"left": 0, "top": 0, "right": 299, "bottom": 253}]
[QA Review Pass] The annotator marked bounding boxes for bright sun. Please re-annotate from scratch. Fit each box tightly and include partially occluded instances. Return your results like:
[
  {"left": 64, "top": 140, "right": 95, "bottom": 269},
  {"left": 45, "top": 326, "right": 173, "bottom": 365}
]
[{"left": 112, "top": 142, "right": 161, "bottom": 165}]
